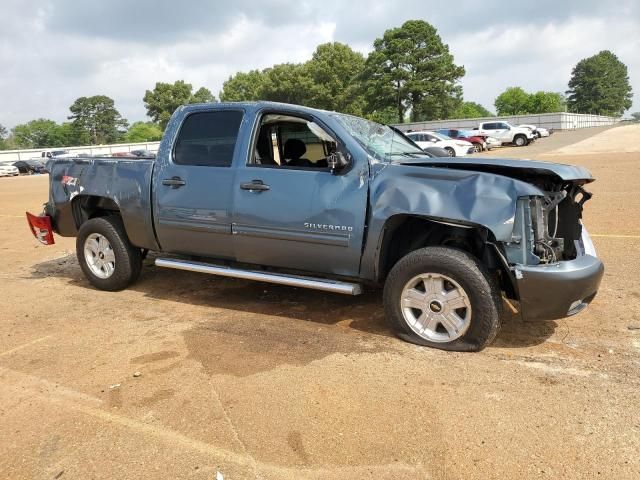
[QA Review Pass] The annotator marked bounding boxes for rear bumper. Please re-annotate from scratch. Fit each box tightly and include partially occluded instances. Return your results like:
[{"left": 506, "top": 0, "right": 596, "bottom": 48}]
[{"left": 515, "top": 254, "right": 604, "bottom": 321}]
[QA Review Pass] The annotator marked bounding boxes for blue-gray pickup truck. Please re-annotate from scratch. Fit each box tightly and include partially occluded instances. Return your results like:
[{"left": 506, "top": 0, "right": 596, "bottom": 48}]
[{"left": 27, "top": 102, "right": 604, "bottom": 351}]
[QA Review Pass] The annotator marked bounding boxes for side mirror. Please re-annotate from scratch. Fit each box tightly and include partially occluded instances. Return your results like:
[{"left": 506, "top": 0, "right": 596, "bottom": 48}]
[{"left": 327, "top": 151, "right": 348, "bottom": 173}]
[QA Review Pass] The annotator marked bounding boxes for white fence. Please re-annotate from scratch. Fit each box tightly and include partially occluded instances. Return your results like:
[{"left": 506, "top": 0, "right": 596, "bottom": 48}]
[
  {"left": 0, "top": 141, "right": 161, "bottom": 163},
  {"left": 393, "top": 112, "right": 619, "bottom": 133}
]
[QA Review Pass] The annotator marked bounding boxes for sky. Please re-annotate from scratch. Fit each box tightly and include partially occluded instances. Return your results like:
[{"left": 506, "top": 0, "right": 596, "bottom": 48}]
[{"left": 1, "top": 0, "right": 639, "bottom": 128}]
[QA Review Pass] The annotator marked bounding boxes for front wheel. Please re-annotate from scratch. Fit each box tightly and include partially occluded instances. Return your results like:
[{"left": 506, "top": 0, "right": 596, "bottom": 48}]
[
  {"left": 472, "top": 143, "right": 482, "bottom": 153},
  {"left": 444, "top": 147, "right": 456, "bottom": 157},
  {"left": 383, "top": 247, "right": 502, "bottom": 351},
  {"left": 76, "top": 216, "right": 142, "bottom": 291},
  {"left": 514, "top": 135, "right": 527, "bottom": 147}
]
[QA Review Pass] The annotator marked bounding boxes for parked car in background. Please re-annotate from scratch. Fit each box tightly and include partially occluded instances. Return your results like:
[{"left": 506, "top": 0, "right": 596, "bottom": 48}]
[
  {"left": 519, "top": 124, "right": 551, "bottom": 138},
  {"left": 13, "top": 159, "right": 46, "bottom": 174},
  {"left": 473, "top": 121, "right": 534, "bottom": 146},
  {"left": 406, "top": 131, "right": 474, "bottom": 156},
  {"left": 484, "top": 136, "right": 502, "bottom": 149},
  {"left": 130, "top": 150, "right": 156, "bottom": 158},
  {"left": 0, "top": 162, "right": 20, "bottom": 177},
  {"left": 436, "top": 128, "right": 490, "bottom": 152}
]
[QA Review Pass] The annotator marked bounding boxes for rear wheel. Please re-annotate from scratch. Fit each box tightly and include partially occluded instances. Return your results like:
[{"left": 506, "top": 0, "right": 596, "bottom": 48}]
[
  {"left": 383, "top": 247, "right": 501, "bottom": 351},
  {"left": 444, "top": 147, "right": 456, "bottom": 157},
  {"left": 472, "top": 143, "right": 482, "bottom": 153},
  {"left": 76, "top": 216, "right": 142, "bottom": 291}
]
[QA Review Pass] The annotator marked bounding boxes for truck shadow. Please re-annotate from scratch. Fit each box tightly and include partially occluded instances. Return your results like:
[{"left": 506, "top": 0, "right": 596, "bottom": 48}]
[{"left": 29, "top": 254, "right": 556, "bottom": 349}]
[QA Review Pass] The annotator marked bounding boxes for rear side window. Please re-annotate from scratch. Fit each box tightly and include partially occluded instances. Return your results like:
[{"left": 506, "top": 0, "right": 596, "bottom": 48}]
[{"left": 174, "top": 110, "right": 243, "bottom": 167}]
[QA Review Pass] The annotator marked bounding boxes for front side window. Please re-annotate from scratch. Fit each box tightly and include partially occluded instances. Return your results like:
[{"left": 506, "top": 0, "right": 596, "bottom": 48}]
[
  {"left": 174, "top": 110, "right": 243, "bottom": 167},
  {"left": 251, "top": 114, "right": 336, "bottom": 169}
]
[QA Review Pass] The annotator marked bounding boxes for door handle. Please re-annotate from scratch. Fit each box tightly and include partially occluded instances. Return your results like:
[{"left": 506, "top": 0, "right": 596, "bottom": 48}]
[
  {"left": 162, "top": 176, "right": 186, "bottom": 188},
  {"left": 240, "top": 180, "right": 270, "bottom": 192}
]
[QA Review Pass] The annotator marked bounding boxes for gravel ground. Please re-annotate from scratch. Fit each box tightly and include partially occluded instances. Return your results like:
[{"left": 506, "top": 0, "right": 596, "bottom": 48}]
[{"left": 1, "top": 125, "right": 639, "bottom": 479}]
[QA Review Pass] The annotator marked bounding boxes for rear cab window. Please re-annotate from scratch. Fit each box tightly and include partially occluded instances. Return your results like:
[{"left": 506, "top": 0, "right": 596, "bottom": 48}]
[{"left": 174, "top": 110, "right": 244, "bottom": 167}]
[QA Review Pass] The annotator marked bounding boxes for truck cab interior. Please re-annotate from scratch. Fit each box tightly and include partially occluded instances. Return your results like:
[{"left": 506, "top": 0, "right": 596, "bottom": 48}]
[{"left": 252, "top": 114, "right": 337, "bottom": 170}]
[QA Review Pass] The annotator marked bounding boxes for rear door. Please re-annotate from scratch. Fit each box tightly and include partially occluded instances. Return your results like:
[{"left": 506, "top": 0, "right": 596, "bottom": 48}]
[
  {"left": 231, "top": 110, "right": 368, "bottom": 277},
  {"left": 153, "top": 108, "right": 244, "bottom": 258}
]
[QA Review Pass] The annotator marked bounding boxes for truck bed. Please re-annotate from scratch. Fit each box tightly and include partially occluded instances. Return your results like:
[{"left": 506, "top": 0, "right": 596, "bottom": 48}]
[{"left": 46, "top": 157, "right": 159, "bottom": 250}]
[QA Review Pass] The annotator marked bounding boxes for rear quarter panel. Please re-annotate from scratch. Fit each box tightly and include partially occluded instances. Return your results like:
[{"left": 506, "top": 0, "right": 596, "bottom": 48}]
[{"left": 47, "top": 158, "right": 159, "bottom": 250}]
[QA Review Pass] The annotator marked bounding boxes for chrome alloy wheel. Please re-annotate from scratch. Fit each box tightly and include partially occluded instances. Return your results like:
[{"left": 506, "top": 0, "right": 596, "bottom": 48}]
[
  {"left": 84, "top": 233, "right": 116, "bottom": 279},
  {"left": 400, "top": 273, "right": 472, "bottom": 342}
]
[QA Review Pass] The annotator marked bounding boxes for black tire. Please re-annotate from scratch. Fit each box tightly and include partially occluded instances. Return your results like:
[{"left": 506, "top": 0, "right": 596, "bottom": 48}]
[
  {"left": 76, "top": 216, "right": 142, "bottom": 291},
  {"left": 383, "top": 246, "right": 502, "bottom": 352},
  {"left": 514, "top": 134, "right": 527, "bottom": 147},
  {"left": 444, "top": 147, "right": 456, "bottom": 157}
]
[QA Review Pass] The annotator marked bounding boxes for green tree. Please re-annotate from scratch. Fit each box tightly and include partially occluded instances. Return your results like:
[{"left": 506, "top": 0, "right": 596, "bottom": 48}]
[
  {"left": 0, "top": 124, "right": 7, "bottom": 150},
  {"left": 125, "top": 121, "right": 163, "bottom": 142},
  {"left": 260, "top": 63, "right": 314, "bottom": 105},
  {"left": 143, "top": 80, "right": 217, "bottom": 129},
  {"left": 566, "top": 50, "right": 633, "bottom": 116},
  {"left": 68, "top": 95, "right": 128, "bottom": 145},
  {"left": 494, "top": 87, "right": 530, "bottom": 116},
  {"left": 362, "top": 20, "right": 465, "bottom": 123},
  {"left": 306, "top": 42, "right": 366, "bottom": 115},
  {"left": 57, "top": 122, "right": 78, "bottom": 146},
  {"left": 11, "top": 119, "right": 69, "bottom": 148},
  {"left": 450, "top": 101, "right": 493, "bottom": 118},
  {"left": 220, "top": 70, "right": 267, "bottom": 102},
  {"left": 526, "top": 91, "right": 566, "bottom": 113},
  {"left": 191, "top": 87, "right": 216, "bottom": 103}
]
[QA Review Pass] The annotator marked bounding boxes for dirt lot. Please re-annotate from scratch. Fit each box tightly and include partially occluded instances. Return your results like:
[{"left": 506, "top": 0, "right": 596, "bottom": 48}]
[{"left": 1, "top": 126, "right": 639, "bottom": 479}]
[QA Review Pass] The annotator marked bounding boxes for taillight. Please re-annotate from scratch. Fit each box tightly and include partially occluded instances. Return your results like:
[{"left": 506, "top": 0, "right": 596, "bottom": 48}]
[{"left": 26, "top": 212, "right": 55, "bottom": 245}]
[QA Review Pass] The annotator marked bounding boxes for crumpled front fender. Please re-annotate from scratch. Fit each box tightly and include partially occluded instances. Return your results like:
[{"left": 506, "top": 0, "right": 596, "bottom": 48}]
[{"left": 360, "top": 163, "right": 543, "bottom": 281}]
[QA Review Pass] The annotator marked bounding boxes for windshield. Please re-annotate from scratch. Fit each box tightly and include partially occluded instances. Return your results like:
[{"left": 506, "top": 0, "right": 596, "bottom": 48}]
[{"left": 332, "top": 114, "right": 428, "bottom": 161}]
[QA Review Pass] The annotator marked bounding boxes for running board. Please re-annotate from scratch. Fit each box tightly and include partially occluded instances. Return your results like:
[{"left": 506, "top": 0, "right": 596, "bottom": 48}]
[{"left": 155, "top": 258, "right": 362, "bottom": 295}]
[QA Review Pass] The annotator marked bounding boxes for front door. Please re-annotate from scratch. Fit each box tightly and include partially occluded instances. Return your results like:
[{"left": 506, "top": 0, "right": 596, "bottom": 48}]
[
  {"left": 153, "top": 108, "right": 244, "bottom": 259},
  {"left": 231, "top": 112, "right": 368, "bottom": 277}
]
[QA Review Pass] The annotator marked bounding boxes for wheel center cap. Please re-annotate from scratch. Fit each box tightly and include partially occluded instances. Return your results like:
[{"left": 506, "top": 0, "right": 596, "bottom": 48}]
[
  {"left": 429, "top": 300, "right": 443, "bottom": 313},
  {"left": 98, "top": 252, "right": 105, "bottom": 259}
]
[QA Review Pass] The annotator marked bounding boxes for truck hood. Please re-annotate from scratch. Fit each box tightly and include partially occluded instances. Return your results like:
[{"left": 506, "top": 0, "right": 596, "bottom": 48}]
[{"left": 396, "top": 157, "right": 594, "bottom": 184}]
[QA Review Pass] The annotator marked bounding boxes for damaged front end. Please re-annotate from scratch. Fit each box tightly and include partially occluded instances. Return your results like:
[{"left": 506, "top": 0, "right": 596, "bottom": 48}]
[
  {"left": 505, "top": 183, "right": 593, "bottom": 265},
  {"left": 503, "top": 179, "right": 603, "bottom": 321}
]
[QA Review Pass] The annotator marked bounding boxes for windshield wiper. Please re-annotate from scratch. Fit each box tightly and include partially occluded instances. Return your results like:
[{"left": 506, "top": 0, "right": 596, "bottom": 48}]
[{"left": 389, "top": 151, "right": 429, "bottom": 158}]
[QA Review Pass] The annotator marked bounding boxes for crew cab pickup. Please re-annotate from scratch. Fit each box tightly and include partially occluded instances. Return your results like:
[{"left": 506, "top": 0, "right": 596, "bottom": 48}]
[
  {"left": 474, "top": 121, "right": 535, "bottom": 147},
  {"left": 27, "top": 102, "right": 604, "bottom": 351}
]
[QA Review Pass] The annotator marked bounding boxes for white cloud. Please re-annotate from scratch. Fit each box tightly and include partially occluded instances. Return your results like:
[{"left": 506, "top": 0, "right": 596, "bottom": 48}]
[
  {"left": 0, "top": 0, "right": 638, "bottom": 128},
  {"left": 449, "top": 17, "right": 640, "bottom": 113}
]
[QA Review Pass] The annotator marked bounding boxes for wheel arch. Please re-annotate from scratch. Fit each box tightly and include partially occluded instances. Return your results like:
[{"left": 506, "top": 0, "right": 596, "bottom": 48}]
[
  {"left": 374, "top": 214, "right": 518, "bottom": 299},
  {"left": 71, "top": 195, "right": 122, "bottom": 229},
  {"left": 69, "top": 194, "right": 159, "bottom": 251}
]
